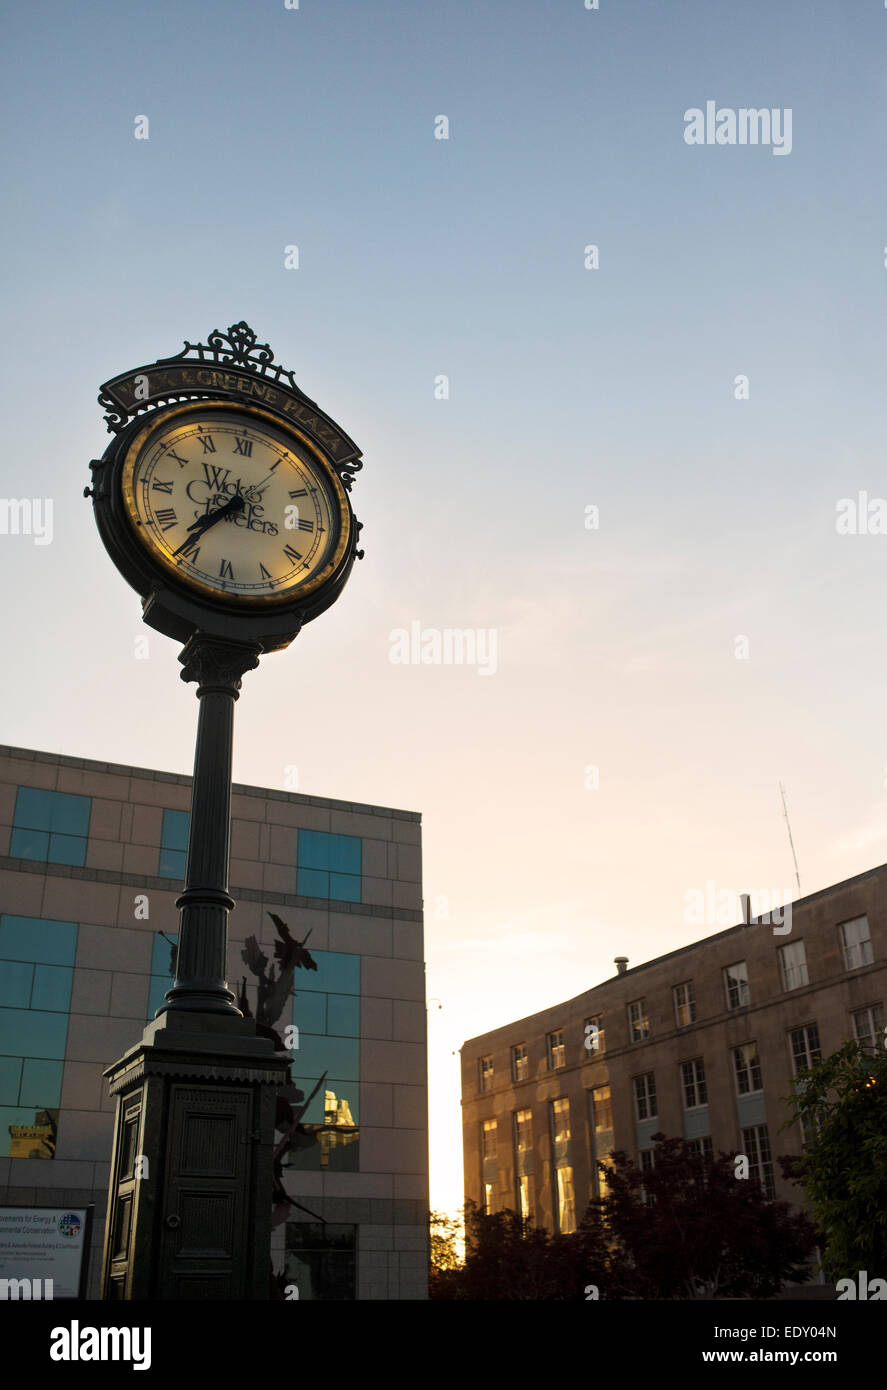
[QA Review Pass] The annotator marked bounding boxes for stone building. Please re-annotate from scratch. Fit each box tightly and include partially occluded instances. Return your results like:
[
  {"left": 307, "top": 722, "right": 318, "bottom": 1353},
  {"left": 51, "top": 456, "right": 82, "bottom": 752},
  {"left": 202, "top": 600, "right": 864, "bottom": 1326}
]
[{"left": 462, "top": 866, "right": 885, "bottom": 1242}]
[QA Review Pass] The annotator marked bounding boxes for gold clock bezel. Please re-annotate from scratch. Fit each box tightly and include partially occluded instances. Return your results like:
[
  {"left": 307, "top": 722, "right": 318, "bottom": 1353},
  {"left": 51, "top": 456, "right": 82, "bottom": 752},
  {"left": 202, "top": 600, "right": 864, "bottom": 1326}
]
[{"left": 120, "top": 399, "right": 352, "bottom": 607}]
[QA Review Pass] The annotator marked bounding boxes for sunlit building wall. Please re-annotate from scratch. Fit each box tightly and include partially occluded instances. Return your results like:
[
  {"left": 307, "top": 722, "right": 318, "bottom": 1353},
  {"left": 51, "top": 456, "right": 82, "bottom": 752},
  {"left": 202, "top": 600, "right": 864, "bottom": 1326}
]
[
  {"left": 461, "top": 865, "right": 887, "bottom": 1250},
  {"left": 0, "top": 745, "right": 428, "bottom": 1300}
]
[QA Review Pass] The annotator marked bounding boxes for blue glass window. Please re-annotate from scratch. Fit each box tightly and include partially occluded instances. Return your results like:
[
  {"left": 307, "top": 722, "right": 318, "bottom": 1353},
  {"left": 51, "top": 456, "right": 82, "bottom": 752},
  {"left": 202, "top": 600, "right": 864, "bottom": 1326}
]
[
  {"left": 147, "top": 932, "right": 178, "bottom": 1020},
  {"left": 30, "top": 965, "right": 74, "bottom": 1012},
  {"left": 288, "top": 949, "right": 360, "bottom": 1170},
  {"left": 296, "top": 831, "right": 361, "bottom": 903},
  {"left": 20, "top": 1059, "right": 64, "bottom": 1108},
  {"left": 0, "top": 1009, "right": 69, "bottom": 1061},
  {"left": 0, "top": 1056, "right": 22, "bottom": 1106},
  {"left": 0, "top": 916, "right": 78, "bottom": 966},
  {"left": 0, "top": 915, "right": 77, "bottom": 1158},
  {"left": 291, "top": 949, "right": 360, "bottom": 997},
  {"left": 10, "top": 787, "right": 90, "bottom": 867},
  {"left": 159, "top": 810, "right": 189, "bottom": 879}
]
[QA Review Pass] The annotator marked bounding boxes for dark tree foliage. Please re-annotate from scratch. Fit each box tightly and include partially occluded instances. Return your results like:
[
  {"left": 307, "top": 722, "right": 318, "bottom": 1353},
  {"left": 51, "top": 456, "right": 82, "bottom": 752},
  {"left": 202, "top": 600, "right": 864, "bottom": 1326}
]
[
  {"left": 779, "top": 1037, "right": 887, "bottom": 1281},
  {"left": 596, "top": 1135, "right": 817, "bottom": 1299},
  {"left": 432, "top": 1135, "right": 818, "bottom": 1300},
  {"left": 430, "top": 1200, "right": 608, "bottom": 1301}
]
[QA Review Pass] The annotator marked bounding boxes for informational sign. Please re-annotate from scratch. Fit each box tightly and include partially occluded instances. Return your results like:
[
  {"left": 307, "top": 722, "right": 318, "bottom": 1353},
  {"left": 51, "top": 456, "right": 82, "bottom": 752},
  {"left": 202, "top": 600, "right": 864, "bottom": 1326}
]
[{"left": 0, "top": 1206, "right": 92, "bottom": 1299}]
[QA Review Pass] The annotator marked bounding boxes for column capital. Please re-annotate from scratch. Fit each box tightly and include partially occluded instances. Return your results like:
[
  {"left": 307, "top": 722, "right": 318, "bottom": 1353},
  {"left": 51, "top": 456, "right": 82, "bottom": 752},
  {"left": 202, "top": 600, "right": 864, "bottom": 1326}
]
[{"left": 178, "top": 633, "right": 263, "bottom": 694}]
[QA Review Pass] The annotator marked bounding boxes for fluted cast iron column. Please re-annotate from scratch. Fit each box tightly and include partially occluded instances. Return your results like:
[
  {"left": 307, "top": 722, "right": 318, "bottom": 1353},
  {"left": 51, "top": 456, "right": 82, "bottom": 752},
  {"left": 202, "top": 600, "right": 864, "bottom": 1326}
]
[{"left": 156, "top": 633, "right": 262, "bottom": 1017}]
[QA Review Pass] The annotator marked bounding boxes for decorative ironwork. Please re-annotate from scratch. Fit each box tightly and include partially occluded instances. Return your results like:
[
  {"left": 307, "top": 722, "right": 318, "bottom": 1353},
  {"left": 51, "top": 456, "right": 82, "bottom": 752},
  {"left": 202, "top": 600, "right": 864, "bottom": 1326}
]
[
  {"left": 173, "top": 321, "right": 297, "bottom": 389},
  {"left": 97, "top": 321, "right": 364, "bottom": 491}
]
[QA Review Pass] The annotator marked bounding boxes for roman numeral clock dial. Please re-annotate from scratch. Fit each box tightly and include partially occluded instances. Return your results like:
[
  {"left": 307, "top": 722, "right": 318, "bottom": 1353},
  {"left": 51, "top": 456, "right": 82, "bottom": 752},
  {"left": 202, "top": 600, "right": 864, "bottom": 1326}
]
[{"left": 119, "top": 403, "right": 350, "bottom": 606}]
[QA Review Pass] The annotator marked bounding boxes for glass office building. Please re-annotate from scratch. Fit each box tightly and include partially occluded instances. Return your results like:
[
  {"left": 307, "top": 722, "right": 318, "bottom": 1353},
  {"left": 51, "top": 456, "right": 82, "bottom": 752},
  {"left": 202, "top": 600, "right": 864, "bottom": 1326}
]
[{"left": 0, "top": 745, "right": 428, "bottom": 1299}]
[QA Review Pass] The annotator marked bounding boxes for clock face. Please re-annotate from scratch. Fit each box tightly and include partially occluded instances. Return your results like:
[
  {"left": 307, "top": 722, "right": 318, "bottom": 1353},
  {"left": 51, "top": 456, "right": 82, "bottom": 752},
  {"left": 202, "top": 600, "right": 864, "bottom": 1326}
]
[{"left": 120, "top": 401, "right": 351, "bottom": 605}]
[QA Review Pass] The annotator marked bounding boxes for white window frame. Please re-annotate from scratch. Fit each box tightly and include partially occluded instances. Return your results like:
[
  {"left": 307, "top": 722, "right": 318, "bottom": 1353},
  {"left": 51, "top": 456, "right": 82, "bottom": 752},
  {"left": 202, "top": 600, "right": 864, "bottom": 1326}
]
[
  {"left": 628, "top": 998, "right": 649, "bottom": 1043},
  {"left": 511, "top": 1043, "right": 528, "bottom": 1082},
  {"left": 790, "top": 1023, "right": 822, "bottom": 1075},
  {"left": 585, "top": 1014, "right": 605, "bottom": 1055},
  {"left": 673, "top": 980, "right": 696, "bottom": 1028},
  {"left": 840, "top": 916, "right": 873, "bottom": 971},
  {"left": 779, "top": 940, "right": 808, "bottom": 992},
  {"left": 482, "top": 1117, "right": 497, "bottom": 1159},
  {"left": 724, "top": 960, "right": 750, "bottom": 1010},
  {"left": 733, "top": 1042, "right": 763, "bottom": 1095},
  {"left": 547, "top": 1029, "right": 565, "bottom": 1070},
  {"left": 634, "top": 1072, "right": 657, "bottom": 1120},
  {"left": 852, "top": 1003, "right": 885, "bottom": 1049},
  {"left": 681, "top": 1057, "right": 707, "bottom": 1109},
  {"left": 556, "top": 1164, "right": 576, "bottom": 1233},
  {"left": 591, "top": 1084, "right": 612, "bottom": 1132},
  {"left": 741, "top": 1124, "right": 774, "bottom": 1198}
]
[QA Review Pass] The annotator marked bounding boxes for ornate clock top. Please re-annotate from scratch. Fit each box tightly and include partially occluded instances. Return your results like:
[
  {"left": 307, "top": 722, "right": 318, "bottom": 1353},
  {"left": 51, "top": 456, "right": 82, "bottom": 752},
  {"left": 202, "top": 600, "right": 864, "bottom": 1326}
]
[{"left": 97, "top": 320, "right": 362, "bottom": 493}]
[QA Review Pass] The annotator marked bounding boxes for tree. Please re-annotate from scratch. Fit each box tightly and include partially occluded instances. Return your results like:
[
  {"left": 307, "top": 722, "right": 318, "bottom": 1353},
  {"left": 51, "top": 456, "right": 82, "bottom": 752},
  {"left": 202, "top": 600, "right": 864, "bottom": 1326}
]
[
  {"left": 429, "top": 1200, "right": 609, "bottom": 1300},
  {"left": 428, "top": 1209, "right": 463, "bottom": 1298},
  {"left": 594, "top": 1135, "right": 818, "bottom": 1299},
  {"left": 433, "top": 1137, "right": 817, "bottom": 1299},
  {"left": 779, "top": 1037, "right": 887, "bottom": 1281}
]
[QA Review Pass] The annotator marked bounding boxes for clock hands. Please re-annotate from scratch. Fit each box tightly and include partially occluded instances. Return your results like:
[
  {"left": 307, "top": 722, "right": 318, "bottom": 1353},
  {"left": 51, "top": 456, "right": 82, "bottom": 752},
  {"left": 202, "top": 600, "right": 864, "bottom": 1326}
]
[
  {"left": 245, "top": 470, "right": 277, "bottom": 498},
  {"left": 172, "top": 493, "right": 245, "bottom": 557}
]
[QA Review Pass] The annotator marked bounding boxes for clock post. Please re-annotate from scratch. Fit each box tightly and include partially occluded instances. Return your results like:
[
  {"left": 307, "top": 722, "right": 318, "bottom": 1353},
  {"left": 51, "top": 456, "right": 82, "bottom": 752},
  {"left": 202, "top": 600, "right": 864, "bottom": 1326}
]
[{"left": 85, "top": 323, "right": 365, "bottom": 1299}]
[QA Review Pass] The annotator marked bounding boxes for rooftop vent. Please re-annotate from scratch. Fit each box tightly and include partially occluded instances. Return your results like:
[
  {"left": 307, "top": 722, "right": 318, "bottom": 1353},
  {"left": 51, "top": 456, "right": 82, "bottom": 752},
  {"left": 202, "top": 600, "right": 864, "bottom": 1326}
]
[{"left": 614, "top": 956, "right": 628, "bottom": 975}]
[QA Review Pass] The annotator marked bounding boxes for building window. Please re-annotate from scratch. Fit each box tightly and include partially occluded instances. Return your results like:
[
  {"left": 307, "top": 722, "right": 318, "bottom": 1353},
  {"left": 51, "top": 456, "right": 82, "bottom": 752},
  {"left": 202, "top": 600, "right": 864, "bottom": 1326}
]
[
  {"left": 633, "top": 1072, "right": 657, "bottom": 1121},
  {"left": 724, "top": 961, "right": 750, "bottom": 1010},
  {"left": 681, "top": 1058, "right": 707, "bottom": 1109},
  {"left": 852, "top": 1003, "right": 885, "bottom": 1050},
  {"left": 511, "top": 1043, "right": 528, "bottom": 1082},
  {"left": 639, "top": 1149, "right": 656, "bottom": 1204},
  {"left": 10, "top": 787, "right": 90, "bottom": 868},
  {"left": 733, "top": 1042, "right": 762, "bottom": 1095},
  {"left": 741, "top": 1125, "right": 775, "bottom": 1198},
  {"left": 546, "top": 1029, "right": 565, "bottom": 1070},
  {"left": 790, "top": 1024, "right": 822, "bottom": 1075},
  {"left": 147, "top": 931, "right": 178, "bottom": 1019},
  {"left": 482, "top": 1118, "right": 497, "bottom": 1159},
  {"left": 673, "top": 981, "right": 696, "bottom": 1028},
  {"left": 483, "top": 1182, "right": 495, "bottom": 1214},
  {"left": 550, "top": 1097, "right": 570, "bottom": 1147},
  {"left": 591, "top": 1084, "right": 612, "bottom": 1132},
  {"left": 297, "top": 829, "right": 361, "bottom": 903},
  {"left": 514, "top": 1108, "right": 532, "bottom": 1153},
  {"left": 779, "top": 940, "right": 808, "bottom": 992},
  {"left": 555, "top": 1165, "right": 576, "bottom": 1234},
  {"left": 687, "top": 1135, "right": 713, "bottom": 1158},
  {"left": 0, "top": 914, "right": 78, "bottom": 1160},
  {"left": 517, "top": 1174, "right": 532, "bottom": 1221},
  {"left": 479, "top": 1055, "right": 493, "bottom": 1093},
  {"left": 159, "top": 809, "right": 189, "bottom": 879},
  {"left": 284, "top": 1222, "right": 356, "bottom": 1301},
  {"left": 840, "top": 916, "right": 873, "bottom": 971},
  {"left": 584, "top": 1014, "right": 605, "bottom": 1055},
  {"left": 287, "top": 949, "right": 360, "bottom": 1172},
  {"left": 628, "top": 999, "right": 649, "bottom": 1043}
]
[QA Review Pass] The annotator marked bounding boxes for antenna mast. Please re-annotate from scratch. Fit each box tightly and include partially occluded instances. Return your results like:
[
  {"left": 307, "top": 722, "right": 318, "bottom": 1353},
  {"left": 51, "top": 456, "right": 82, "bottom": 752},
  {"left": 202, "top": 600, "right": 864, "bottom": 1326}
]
[{"left": 778, "top": 782, "right": 802, "bottom": 897}]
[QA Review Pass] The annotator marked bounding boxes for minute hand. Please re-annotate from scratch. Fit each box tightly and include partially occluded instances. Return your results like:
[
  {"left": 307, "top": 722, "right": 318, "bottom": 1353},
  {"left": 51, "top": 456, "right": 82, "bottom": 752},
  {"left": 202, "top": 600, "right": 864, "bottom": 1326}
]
[{"left": 172, "top": 494, "right": 246, "bottom": 556}]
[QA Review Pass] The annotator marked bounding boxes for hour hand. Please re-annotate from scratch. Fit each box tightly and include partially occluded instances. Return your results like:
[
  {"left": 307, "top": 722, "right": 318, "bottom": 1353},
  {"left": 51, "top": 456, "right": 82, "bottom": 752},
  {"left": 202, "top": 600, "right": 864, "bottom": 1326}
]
[{"left": 172, "top": 494, "right": 245, "bottom": 556}]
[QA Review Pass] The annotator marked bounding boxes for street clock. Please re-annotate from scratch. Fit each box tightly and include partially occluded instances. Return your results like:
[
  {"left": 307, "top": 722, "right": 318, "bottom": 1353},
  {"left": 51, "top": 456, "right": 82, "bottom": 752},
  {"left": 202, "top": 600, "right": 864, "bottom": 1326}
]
[{"left": 86, "top": 321, "right": 364, "bottom": 652}]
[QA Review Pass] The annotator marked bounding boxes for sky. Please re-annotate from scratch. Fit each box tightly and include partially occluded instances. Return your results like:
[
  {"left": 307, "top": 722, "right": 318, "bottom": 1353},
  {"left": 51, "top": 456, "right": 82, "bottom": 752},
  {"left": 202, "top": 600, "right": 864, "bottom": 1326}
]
[{"left": 2, "top": 0, "right": 887, "bottom": 1217}]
